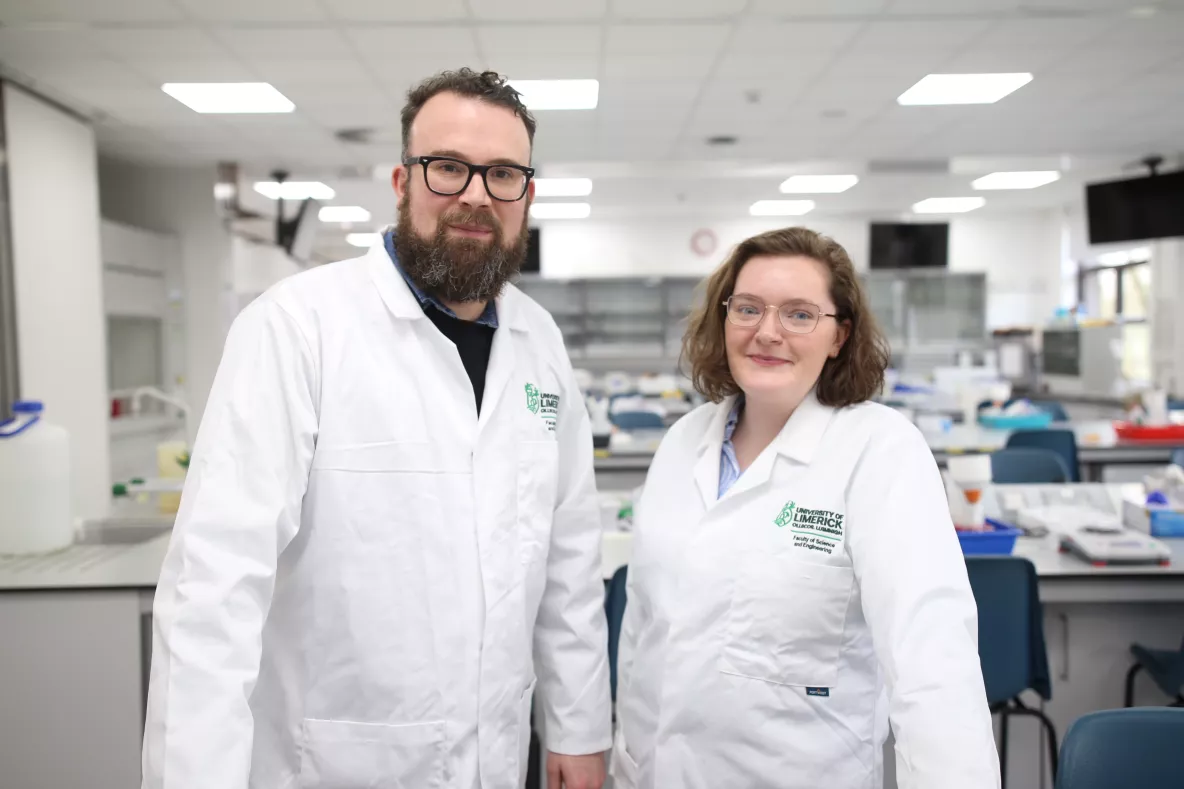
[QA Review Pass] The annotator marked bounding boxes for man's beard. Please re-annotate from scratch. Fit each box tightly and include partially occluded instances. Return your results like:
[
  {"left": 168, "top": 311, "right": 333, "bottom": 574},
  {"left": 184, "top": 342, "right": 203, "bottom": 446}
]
[{"left": 393, "top": 198, "right": 530, "bottom": 305}]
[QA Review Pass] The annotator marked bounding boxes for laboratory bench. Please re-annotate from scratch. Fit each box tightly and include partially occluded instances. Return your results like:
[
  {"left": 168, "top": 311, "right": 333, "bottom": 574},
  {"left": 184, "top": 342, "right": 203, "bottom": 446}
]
[{"left": 4, "top": 500, "right": 1183, "bottom": 789}]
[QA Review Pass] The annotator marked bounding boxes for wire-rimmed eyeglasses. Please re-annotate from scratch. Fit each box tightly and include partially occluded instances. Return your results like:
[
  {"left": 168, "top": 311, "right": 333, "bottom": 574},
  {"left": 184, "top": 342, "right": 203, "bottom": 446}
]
[
  {"left": 722, "top": 294, "right": 839, "bottom": 334},
  {"left": 403, "top": 155, "right": 535, "bottom": 202}
]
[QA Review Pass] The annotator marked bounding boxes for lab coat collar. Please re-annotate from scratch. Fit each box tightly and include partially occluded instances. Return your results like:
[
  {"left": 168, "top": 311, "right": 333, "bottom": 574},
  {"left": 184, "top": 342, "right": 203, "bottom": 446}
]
[
  {"left": 694, "top": 391, "right": 836, "bottom": 505},
  {"left": 365, "top": 242, "right": 530, "bottom": 332}
]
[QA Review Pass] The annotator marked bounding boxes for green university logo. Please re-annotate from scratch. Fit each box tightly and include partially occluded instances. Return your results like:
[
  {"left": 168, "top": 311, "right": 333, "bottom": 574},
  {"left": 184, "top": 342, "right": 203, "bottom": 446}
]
[
  {"left": 525, "top": 383, "right": 540, "bottom": 414},
  {"left": 774, "top": 500, "right": 797, "bottom": 528}
]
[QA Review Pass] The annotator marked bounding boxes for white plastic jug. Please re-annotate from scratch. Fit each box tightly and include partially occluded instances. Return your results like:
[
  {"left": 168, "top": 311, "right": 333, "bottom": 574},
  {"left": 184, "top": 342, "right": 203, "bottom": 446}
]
[{"left": 0, "top": 400, "right": 73, "bottom": 555}]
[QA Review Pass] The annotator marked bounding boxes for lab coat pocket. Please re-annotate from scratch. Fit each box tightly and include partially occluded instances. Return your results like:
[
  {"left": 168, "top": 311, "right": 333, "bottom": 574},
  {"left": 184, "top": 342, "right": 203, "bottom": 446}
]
[
  {"left": 517, "top": 676, "right": 538, "bottom": 785},
  {"left": 721, "top": 558, "right": 855, "bottom": 688},
  {"left": 610, "top": 725, "right": 640, "bottom": 789},
  {"left": 297, "top": 718, "right": 446, "bottom": 789},
  {"left": 517, "top": 440, "right": 559, "bottom": 565}
]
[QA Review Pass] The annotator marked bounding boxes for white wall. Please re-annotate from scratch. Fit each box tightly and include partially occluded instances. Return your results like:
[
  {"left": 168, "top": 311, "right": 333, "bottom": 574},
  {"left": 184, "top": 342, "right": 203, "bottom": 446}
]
[
  {"left": 3, "top": 83, "right": 110, "bottom": 520},
  {"left": 540, "top": 211, "right": 1063, "bottom": 328},
  {"left": 97, "top": 158, "right": 236, "bottom": 438}
]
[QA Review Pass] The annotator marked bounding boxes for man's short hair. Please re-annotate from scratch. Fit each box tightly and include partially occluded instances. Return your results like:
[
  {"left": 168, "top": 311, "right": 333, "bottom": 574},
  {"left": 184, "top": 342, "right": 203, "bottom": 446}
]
[{"left": 401, "top": 68, "right": 537, "bottom": 159}]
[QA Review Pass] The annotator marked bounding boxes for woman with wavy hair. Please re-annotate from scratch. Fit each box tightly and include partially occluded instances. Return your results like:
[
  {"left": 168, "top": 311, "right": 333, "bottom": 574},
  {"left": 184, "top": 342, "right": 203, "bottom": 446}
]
[{"left": 610, "top": 227, "right": 999, "bottom": 789}]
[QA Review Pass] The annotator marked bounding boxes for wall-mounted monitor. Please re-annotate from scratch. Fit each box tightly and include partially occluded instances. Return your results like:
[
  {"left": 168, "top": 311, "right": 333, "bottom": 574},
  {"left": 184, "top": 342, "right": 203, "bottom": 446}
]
[
  {"left": 1086, "top": 169, "right": 1184, "bottom": 244},
  {"left": 870, "top": 222, "right": 949, "bottom": 269}
]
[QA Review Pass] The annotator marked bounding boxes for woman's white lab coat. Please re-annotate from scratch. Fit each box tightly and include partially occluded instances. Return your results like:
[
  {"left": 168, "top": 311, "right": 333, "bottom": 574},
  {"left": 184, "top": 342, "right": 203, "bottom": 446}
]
[
  {"left": 612, "top": 394, "right": 1000, "bottom": 789},
  {"left": 142, "top": 243, "right": 611, "bottom": 789}
]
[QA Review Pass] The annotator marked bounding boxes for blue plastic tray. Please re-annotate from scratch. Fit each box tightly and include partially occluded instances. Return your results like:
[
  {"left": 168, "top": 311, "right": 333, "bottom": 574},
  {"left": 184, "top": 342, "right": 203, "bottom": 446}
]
[
  {"left": 978, "top": 412, "right": 1054, "bottom": 430},
  {"left": 957, "top": 518, "right": 1021, "bottom": 555}
]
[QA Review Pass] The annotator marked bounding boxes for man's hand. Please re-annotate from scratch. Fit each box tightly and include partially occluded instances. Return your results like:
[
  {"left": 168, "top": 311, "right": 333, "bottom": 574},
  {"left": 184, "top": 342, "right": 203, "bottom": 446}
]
[{"left": 546, "top": 751, "right": 606, "bottom": 789}]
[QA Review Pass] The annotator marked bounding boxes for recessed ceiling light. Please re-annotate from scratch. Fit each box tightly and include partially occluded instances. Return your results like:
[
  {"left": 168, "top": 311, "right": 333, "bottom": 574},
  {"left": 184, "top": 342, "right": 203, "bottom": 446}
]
[
  {"left": 318, "top": 205, "right": 372, "bottom": 223},
  {"left": 530, "top": 202, "right": 591, "bottom": 220},
  {"left": 508, "top": 79, "right": 599, "bottom": 110},
  {"left": 253, "top": 181, "right": 336, "bottom": 201},
  {"left": 779, "top": 175, "right": 859, "bottom": 194},
  {"left": 897, "top": 73, "right": 1033, "bottom": 106},
  {"left": 534, "top": 178, "right": 593, "bottom": 197},
  {"left": 972, "top": 171, "right": 1061, "bottom": 190},
  {"left": 346, "top": 233, "right": 382, "bottom": 248},
  {"left": 749, "top": 200, "right": 815, "bottom": 217},
  {"left": 912, "top": 197, "right": 986, "bottom": 214},
  {"left": 162, "top": 82, "right": 295, "bottom": 114}
]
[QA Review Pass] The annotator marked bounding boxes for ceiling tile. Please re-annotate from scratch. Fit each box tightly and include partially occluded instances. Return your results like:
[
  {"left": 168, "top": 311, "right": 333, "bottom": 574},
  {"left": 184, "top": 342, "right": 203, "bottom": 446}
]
[
  {"left": 603, "top": 53, "right": 717, "bottom": 80},
  {"left": 482, "top": 55, "right": 599, "bottom": 80},
  {"left": 214, "top": 28, "right": 355, "bottom": 60},
  {"left": 253, "top": 59, "right": 376, "bottom": 86},
  {"left": 606, "top": 22, "right": 730, "bottom": 54},
  {"left": 0, "top": 0, "right": 183, "bottom": 23},
  {"left": 851, "top": 19, "right": 993, "bottom": 52},
  {"left": 0, "top": 28, "right": 110, "bottom": 61},
  {"left": 609, "top": 0, "right": 746, "bottom": 19},
  {"left": 133, "top": 59, "right": 260, "bottom": 84},
  {"left": 476, "top": 25, "right": 601, "bottom": 56},
  {"left": 469, "top": 0, "right": 608, "bottom": 21},
  {"left": 712, "top": 51, "right": 834, "bottom": 79},
  {"left": 173, "top": 0, "right": 328, "bottom": 21},
  {"left": 92, "top": 29, "right": 233, "bottom": 61},
  {"left": 345, "top": 26, "right": 480, "bottom": 59},
  {"left": 323, "top": 0, "right": 467, "bottom": 21},
  {"left": 729, "top": 20, "right": 862, "bottom": 53},
  {"left": 746, "top": 0, "right": 888, "bottom": 15},
  {"left": 18, "top": 58, "right": 153, "bottom": 91}
]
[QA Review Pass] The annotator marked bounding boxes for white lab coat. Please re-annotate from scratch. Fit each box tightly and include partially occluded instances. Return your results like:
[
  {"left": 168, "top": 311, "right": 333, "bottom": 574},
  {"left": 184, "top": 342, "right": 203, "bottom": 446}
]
[
  {"left": 143, "top": 244, "right": 611, "bottom": 789},
  {"left": 612, "top": 393, "right": 1000, "bottom": 789}
]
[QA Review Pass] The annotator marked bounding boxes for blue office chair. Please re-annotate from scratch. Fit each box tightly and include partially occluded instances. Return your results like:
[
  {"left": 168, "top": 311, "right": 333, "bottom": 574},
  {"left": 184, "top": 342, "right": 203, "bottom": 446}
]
[
  {"left": 965, "top": 557, "right": 1057, "bottom": 788},
  {"left": 1006, "top": 429, "right": 1080, "bottom": 483},
  {"left": 605, "top": 565, "right": 629, "bottom": 702},
  {"left": 991, "top": 448, "right": 1072, "bottom": 484},
  {"left": 1124, "top": 633, "right": 1184, "bottom": 708},
  {"left": 1056, "top": 708, "right": 1184, "bottom": 789},
  {"left": 611, "top": 411, "right": 665, "bottom": 430}
]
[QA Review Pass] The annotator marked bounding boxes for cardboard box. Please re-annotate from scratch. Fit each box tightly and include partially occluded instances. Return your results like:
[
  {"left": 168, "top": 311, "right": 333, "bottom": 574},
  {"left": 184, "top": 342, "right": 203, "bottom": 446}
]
[{"left": 1124, "top": 490, "right": 1184, "bottom": 538}]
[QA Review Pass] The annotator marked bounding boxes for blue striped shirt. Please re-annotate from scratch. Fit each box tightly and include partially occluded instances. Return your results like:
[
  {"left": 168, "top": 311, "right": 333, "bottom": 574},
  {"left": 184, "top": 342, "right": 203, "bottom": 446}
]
[
  {"left": 382, "top": 229, "right": 499, "bottom": 329},
  {"left": 718, "top": 396, "right": 745, "bottom": 499}
]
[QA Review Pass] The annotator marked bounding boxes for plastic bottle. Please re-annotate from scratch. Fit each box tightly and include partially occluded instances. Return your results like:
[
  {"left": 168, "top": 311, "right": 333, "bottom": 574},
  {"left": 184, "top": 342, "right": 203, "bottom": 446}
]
[{"left": 0, "top": 400, "right": 73, "bottom": 555}]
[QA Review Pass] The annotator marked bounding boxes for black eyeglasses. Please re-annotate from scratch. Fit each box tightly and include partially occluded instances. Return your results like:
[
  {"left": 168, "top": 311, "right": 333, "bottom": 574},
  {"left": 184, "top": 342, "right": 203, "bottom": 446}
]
[{"left": 403, "top": 156, "right": 535, "bottom": 202}]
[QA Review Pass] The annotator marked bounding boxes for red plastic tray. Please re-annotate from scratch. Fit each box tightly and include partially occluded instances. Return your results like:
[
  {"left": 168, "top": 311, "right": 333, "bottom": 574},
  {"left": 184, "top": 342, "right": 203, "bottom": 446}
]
[{"left": 1113, "top": 422, "right": 1184, "bottom": 442}]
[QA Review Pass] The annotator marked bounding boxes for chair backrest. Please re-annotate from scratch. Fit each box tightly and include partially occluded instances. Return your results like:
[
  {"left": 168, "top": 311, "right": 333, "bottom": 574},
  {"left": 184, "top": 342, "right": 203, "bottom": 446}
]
[
  {"left": 1056, "top": 708, "right": 1184, "bottom": 789},
  {"left": 1171, "top": 448, "right": 1184, "bottom": 469},
  {"left": 611, "top": 411, "right": 665, "bottom": 430},
  {"left": 965, "top": 557, "right": 1051, "bottom": 705},
  {"left": 990, "top": 447, "right": 1072, "bottom": 484},
  {"left": 605, "top": 565, "right": 629, "bottom": 701},
  {"left": 1030, "top": 400, "right": 1070, "bottom": 422},
  {"left": 1006, "top": 429, "right": 1080, "bottom": 482}
]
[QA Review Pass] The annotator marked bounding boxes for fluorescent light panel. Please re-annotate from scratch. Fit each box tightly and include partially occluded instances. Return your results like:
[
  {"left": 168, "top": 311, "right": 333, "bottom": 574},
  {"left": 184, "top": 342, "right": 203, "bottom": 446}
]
[
  {"left": 534, "top": 177, "right": 593, "bottom": 197},
  {"left": 530, "top": 202, "right": 591, "bottom": 220},
  {"left": 779, "top": 175, "right": 858, "bottom": 194},
  {"left": 750, "top": 200, "right": 815, "bottom": 217},
  {"left": 253, "top": 181, "right": 335, "bottom": 201},
  {"left": 897, "top": 73, "right": 1032, "bottom": 105},
  {"left": 162, "top": 82, "right": 295, "bottom": 114},
  {"left": 346, "top": 233, "right": 382, "bottom": 248},
  {"left": 319, "top": 205, "right": 372, "bottom": 223},
  {"left": 912, "top": 197, "right": 986, "bottom": 214},
  {"left": 509, "top": 79, "right": 599, "bottom": 110},
  {"left": 972, "top": 171, "right": 1060, "bottom": 190}
]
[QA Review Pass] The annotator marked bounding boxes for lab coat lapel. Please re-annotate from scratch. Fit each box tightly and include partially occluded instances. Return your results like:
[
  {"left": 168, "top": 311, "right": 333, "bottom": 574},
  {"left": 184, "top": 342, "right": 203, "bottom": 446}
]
[
  {"left": 693, "top": 397, "right": 736, "bottom": 508},
  {"left": 724, "top": 391, "right": 835, "bottom": 500},
  {"left": 477, "top": 286, "right": 530, "bottom": 433}
]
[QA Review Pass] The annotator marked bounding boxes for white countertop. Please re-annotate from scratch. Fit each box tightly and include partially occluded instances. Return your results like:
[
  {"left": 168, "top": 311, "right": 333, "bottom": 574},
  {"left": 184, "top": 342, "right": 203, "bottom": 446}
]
[{"left": 0, "top": 533, "right": 170, "bottom": 591}]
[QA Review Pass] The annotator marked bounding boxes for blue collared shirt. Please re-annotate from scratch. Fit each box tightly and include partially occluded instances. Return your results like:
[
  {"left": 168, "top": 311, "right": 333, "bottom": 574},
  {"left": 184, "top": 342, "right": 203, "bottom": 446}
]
[
  {"left": 718, "top": 395, "right": 745, "bottom": 499},
  {"left": 383, "top": 230, "right": 498, "bottom": 329}
]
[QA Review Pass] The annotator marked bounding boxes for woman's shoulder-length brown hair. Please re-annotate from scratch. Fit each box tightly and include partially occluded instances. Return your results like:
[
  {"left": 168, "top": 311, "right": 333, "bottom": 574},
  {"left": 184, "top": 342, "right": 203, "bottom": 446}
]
[{"left": 680, "top": 226, "right": 891, "bottom": 409}]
